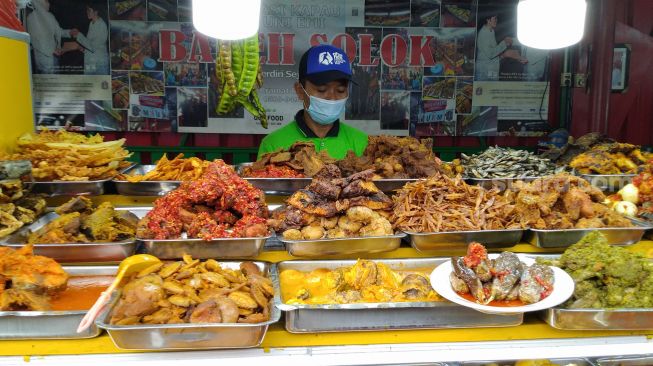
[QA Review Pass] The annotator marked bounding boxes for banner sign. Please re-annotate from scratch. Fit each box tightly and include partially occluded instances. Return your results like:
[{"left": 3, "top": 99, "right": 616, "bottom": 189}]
[{"left": 24, "top": 0, "right": 550, "bottom": 136}]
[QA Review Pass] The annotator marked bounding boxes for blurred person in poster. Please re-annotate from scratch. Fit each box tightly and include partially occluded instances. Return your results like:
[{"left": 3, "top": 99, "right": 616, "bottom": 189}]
[
  {"left": 26, "top": 0, "right": 73, "bottom": 74},
  {"left": 522, "top": 47, "right": 549, "bottom": 81},
  {"left": 72, "top": 4, "right": 109, "bottom": 75},
  {"left": 475, "top": 14, "right": 512, "bottom": 81},
  {"left": 257, "top": 44, "right": 368, "bottom": 159}
]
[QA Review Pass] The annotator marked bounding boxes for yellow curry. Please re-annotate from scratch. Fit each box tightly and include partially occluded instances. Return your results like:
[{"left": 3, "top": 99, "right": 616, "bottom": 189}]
[{"left": 280, "top": 259, "right": 441, "bottom": 305}]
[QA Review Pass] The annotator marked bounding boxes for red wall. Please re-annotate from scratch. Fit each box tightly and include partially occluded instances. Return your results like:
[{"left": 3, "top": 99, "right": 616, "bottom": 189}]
[{"left": 571, "top": 0, "right": 653, "bottom": 145}]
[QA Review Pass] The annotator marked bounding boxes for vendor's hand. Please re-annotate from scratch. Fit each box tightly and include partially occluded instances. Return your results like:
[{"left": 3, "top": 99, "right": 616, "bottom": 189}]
[
  {"left": 70, "top": 29, "right": 79, "bottom": 37},
  {"left": 53, "top": 48, "right": 63, "bottom": 56},
  {"left": 504, "top": 37, "right": 513, "bottom": 46}
]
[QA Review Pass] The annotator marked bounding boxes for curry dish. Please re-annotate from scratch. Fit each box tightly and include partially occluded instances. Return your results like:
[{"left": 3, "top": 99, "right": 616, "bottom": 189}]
[{"left": 280, "top": 259, "right": 441, "bottom": 305}]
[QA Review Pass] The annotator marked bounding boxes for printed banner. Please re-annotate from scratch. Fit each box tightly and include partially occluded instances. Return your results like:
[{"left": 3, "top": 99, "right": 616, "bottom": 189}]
[{"left": 24, "top": 0, "right": 550, "bottom": 136}]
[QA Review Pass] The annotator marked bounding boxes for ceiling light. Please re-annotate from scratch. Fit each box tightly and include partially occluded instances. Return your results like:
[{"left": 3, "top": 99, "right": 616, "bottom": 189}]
[
  {"left": 517, "top": 0, "right": 586, "bottom": 49},
  {"left": 192, "top": 0, "right": 261, "bottom": 40}
]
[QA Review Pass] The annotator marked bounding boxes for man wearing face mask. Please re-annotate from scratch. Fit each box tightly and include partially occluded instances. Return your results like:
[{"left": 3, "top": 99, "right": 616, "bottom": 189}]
[{"left": 257, "top": 45, "right": 368, "bottom": 159}]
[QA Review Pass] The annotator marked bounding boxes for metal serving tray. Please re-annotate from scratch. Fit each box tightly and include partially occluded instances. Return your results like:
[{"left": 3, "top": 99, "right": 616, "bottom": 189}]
[
  {"left": 2, "top": 208, "right": 148, "bottom": 263},
  {"left": 578, "top": 173, "right": 635, "bottom": 192},
  {"left": 237, "top": 163, "right": 417, "bottom": 194},
  {"left": 407, "top": 229, "right": 526, "bottom": 251},
  {"left": 113, "top": 164, "right": 181, "bottom": 196},
  {"left": 0, "top": 266, "right": 116, "bottom": 340},
  {"left": 139, "top": 235, "right": 270, "bottom": 259},
  {"left": 96, "top": 261, "right": 280, "bottom": 350},
  {"left": 542, "top": 307, "right": 653, "bottom": 331},
  {"left": 526, "top": 221, "right": 651, "bottom": 248},
  {"left": 464, "top": 176, "right": 540, "bottom": 191},
  {"left": 596, "top": 355, "right": 653, "bottom": 366},
  {"left": 279, "top": 233, "right": 405, "bottom": 257},
  {"left": 276, "top": 258, "right": 523, "bottom": 333},
  {"left": 28, "top": 164, "right": 135, "bottom": 196},
  {"left": 461, "top": 359, "right": 594, "bottom": 366},
  {"left": 30, "top": 179, "right": 110, "bottom": 196}
]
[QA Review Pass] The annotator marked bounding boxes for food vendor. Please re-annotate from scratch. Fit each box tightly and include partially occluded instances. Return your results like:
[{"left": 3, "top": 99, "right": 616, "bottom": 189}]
[{"left": 257, "top": 44, "right": 368, "bottom": 160}]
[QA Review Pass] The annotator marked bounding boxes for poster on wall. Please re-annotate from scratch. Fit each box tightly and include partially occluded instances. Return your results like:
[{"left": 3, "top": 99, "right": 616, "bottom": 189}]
[{"left": 23, "top": 0, "right": 550, "bottom": 136}]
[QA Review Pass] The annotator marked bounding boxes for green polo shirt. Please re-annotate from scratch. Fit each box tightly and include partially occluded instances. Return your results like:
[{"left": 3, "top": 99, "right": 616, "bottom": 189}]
[{"left": 257, "top": 110, "right": 368, "bottom": 160}]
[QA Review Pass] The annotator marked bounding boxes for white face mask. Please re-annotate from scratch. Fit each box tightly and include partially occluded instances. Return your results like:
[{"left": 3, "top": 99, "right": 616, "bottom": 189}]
[{"left": 301, "top": 85, "right": 348, "bottom": 125}]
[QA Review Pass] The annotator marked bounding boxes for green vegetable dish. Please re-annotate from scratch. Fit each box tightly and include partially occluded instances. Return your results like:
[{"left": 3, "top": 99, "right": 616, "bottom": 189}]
[{"left": 538, "top": 231, "right": 653, "bottom": 308}]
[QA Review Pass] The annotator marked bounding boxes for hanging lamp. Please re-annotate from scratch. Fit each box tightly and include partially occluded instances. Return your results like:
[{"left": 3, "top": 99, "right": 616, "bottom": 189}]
[
  {"left": 517, "top": 0, "right": 587, "bottom": 49},
  {"left": 192, "top": 0, "right": 261, "bottom": 40}
]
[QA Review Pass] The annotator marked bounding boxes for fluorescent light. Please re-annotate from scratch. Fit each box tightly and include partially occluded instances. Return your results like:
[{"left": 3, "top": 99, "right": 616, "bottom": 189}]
[
  {"left": 192, "top": 0, "right": 261, "bottom": 40},
  {"left": 517, "top": 0, "right": 586, "bottom": 49}
]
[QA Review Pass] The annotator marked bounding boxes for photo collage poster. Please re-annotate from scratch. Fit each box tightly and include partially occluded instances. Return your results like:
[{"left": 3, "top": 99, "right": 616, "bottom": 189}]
[{"left": 23, "top": 0, "right": 550, "bottom": 136}]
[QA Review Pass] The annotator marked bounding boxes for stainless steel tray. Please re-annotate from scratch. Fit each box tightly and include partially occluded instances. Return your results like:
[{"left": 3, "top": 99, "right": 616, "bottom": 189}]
[
  {"left": 28, "top": 163, "right": 135, "bottom": 196},
  {"left": 578, "top": 173, "right": 635, "bottom": 192},
  {"left": 464, "top": 176, "right": 540, "bottom": 191},
  {"left": 0, "top": 266, "right": 116, "bottom": 340},
  {"left": 237, "top": 163, "right": 417, "bottom": 194},
  {"left": 279, "top": 233, "right": 405, "bottom": 257},
  {"left": 461, "top": 359, "right": 594, "bottom": 366},
  {"left": 30, "top": 179, "right": 110, "bottom": 196},
  {"left": 2, "top": 208, "right": 149, "bottom": 263},
  {"left": 542, "top": 307, "right": 653, "bottom": 330},
  {"left": 96, "top": 261, "right": 280, "bottom": 350},
  {"left": 276, "top": 258, "right": 523, "bottom": 333},
  {"left": 596, "top": 355, "right": 653, "bottom": 366},
  {"left": 407, "top": 229, "right": 525, "bottom": 251},
  {"left": 139, "top": 235, "right": 270, "bottom": 259},
  {"left": 526, "top": 221, "right": 651, "bottom": 248},
  {"left": 113, "top": 164, "right": 181, "bottom": 196}
]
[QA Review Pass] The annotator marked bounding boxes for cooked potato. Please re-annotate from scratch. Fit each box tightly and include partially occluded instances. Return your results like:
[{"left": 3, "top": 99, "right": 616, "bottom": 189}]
[
  {"left": 282, "top": 229, "right": 302, "bottom": 240},
  {"left": 337, "top": 216, "right": 362, "bottom": 233},
  {"left": 346, "top": 206, "right": 375, "bottom": 222},
  {"left": 301, "top": 225, "right": 324, "bottom": 240}
]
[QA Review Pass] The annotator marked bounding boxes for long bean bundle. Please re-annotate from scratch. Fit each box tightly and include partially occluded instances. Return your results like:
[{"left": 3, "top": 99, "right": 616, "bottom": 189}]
[{"left": 391, "top": 173, "right": 521, "bottom": 232}]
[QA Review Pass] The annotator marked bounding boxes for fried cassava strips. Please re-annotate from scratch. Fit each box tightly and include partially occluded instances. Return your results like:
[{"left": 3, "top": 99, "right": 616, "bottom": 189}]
[
  {"left": 391, "top": 173, "right": 520, "bottom": 232},
  {"left": 1, "top": 129, "right": 131, "bottom": 181},
  {"left": 538, "top": 232, "right": 653, "bottom": 308},
  {"left": 116, "top": 153, "right": 209, "bottom": 182}
]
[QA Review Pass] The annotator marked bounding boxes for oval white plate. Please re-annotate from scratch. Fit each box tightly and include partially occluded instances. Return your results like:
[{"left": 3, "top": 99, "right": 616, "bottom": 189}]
[{"left": 430, "top": 254, "right": 574, "bottom": 315}]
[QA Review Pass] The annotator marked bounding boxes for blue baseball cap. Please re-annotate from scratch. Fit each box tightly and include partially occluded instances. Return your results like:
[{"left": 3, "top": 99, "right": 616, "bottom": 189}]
[{"left": 299, "top": 44, "right": 354, "bottom": 85}]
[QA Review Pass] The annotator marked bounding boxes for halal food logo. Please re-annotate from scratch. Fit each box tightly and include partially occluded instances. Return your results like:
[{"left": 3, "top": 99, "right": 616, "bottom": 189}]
[{"left": 318, "top": 51, "right": 346, "bottom": 66}]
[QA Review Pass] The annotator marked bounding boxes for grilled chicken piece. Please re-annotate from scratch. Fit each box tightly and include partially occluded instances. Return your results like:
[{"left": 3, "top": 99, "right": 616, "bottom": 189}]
[
  {"left": 340, "top": 179, "right": 380, "bottom": 198},
  {"left": 287, "top": 190, "right": 340, "bottom": 217},
  {"left": 307, "top": 179, "right": 341, "bottom": 200},
  {"left": 314, "top": 164, "right": 342, "bottom": 179},
  {"left": 348, "top": 192, "right": 393, "bottom": 210}
]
